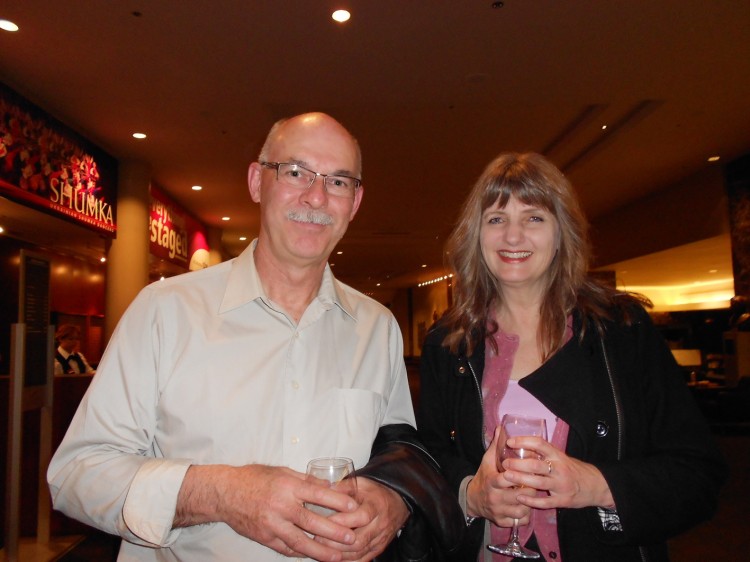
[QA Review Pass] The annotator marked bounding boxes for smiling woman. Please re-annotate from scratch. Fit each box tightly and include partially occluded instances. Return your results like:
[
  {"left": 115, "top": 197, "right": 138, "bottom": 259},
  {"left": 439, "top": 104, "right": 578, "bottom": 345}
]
[{"left": 417, "top": 151, "right": 728, "bottom": 562}]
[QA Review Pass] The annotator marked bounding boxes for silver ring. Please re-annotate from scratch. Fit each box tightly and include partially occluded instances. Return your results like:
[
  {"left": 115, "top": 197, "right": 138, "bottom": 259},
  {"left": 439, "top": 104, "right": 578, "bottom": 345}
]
[{"left": 546, "top": 459, "right": 553, "bottom": 475}]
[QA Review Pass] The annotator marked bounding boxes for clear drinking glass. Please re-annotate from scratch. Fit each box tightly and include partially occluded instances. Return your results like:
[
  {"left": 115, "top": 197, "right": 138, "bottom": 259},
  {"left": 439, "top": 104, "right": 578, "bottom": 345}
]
[
  {"left": 487, "top": 414, "right": 548, "bottom": 559},
  {"left": 304, "top": 457, "right": 357, "bottom": 516}
]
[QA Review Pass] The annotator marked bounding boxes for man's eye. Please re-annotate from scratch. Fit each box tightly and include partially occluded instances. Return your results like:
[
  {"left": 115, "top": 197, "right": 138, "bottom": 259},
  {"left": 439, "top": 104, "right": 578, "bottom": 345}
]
[{"left": 330, "top": 177, "right": 349, "bottom": 188}]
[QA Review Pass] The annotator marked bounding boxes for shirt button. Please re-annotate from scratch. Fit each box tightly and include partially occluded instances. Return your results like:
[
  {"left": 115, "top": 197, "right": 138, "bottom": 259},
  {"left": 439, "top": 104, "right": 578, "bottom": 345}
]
[
  {"left": 291, "top": 436, "right": 299, "bottom": 444},
  {"left": 292, "top": 381, "right": 300, "bottom": 390},
  {"left": 294, "top": 332, "right": 300, "bottom": 339}
]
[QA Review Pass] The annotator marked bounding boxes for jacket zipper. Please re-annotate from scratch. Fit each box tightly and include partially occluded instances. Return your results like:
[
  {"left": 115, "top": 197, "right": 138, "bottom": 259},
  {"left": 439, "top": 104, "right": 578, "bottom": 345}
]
[
  {"left": 466, "top": 359, "right": 487, "bottom": 450},
  {"left": 599, "top": 336, "right": 648, "bottom": 562}
]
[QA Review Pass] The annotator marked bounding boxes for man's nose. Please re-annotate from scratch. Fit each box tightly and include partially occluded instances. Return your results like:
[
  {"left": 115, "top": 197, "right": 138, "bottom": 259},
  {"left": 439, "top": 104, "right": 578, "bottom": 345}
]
[{"left": 300, "top": 175, "right": 328, "bottom": 206}]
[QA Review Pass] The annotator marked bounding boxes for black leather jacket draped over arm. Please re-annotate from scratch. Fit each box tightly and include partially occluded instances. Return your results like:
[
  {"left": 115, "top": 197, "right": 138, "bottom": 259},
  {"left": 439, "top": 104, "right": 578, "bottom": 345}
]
[{"left": 356, "top": 423, "right": 465, "bottom": 562}]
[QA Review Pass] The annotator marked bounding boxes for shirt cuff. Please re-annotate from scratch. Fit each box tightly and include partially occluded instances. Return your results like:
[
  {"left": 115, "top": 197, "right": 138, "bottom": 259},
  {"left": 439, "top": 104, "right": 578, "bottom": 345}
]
[
  {"left": 597, "top": 506, "right": 623, "bottom": 532},
  {"left": 459, "top": 475, "right": 479, "bottom": 525},
  {"left": 122, "top": 458, "right": 193, "bottom": 546}
]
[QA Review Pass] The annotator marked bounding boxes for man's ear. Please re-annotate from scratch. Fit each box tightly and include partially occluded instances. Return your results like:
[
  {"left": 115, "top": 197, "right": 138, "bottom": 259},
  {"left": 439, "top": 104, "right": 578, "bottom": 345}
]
[{"left": 248, "top": 162, "right": 262, "bottom": 203}]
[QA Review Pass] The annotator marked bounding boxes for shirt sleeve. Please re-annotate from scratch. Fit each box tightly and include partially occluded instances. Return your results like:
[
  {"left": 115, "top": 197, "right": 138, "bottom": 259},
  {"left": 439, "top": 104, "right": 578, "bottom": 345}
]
[
  {"left": 47, "top": 286, "right": 193, "bottom": 547},
  {"left": 381, "top": 314, "right": 417, "bottom": 427}
]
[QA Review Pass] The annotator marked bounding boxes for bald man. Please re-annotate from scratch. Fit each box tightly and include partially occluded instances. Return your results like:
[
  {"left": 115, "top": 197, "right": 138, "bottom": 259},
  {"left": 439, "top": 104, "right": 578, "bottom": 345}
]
[{"left": 48, "top": 113, "right": 462, "bottom": 561}]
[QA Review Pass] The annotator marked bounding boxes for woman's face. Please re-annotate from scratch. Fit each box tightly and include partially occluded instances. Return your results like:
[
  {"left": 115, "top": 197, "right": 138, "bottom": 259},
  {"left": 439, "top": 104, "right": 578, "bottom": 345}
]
[{"left": 480, "top": 195, "right": 559, "bottom": 297}]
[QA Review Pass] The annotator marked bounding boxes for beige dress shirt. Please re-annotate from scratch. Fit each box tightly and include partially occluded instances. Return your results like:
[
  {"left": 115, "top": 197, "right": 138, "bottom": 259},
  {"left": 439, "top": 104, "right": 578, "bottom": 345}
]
[{"left": 48, "top": 240, "right": 415, "bottom": 561}]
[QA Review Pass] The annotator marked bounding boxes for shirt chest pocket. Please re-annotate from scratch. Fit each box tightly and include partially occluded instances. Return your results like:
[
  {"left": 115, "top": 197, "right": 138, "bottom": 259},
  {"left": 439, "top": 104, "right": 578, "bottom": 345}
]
[{"left": 335, "top": 389, "right": 385, "bottom": 466}]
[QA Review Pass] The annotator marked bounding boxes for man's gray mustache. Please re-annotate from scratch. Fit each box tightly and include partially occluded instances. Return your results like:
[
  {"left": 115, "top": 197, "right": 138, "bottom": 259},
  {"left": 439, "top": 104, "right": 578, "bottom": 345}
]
[{"left": 287, "top": 210, "right": 334, "bottom": 226}]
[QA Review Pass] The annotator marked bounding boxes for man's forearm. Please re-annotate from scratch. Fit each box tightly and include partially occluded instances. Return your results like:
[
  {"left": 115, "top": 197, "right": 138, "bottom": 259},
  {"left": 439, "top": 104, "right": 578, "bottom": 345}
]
[{"left": 174, "top": 464, "right": 232, "bottom": 528}]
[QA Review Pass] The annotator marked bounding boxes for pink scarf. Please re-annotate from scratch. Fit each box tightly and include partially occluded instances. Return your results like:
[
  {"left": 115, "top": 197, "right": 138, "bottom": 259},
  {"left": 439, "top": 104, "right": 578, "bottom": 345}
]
[{"left": 482, "top": 325, "right": 570, "bottom": 562}]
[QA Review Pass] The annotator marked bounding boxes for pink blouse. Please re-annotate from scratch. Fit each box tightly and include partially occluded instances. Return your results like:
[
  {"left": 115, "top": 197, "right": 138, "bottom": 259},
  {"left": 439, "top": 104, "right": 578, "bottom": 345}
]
[{"left": 481, "top": 325, "right": 570, "bottom": 562}]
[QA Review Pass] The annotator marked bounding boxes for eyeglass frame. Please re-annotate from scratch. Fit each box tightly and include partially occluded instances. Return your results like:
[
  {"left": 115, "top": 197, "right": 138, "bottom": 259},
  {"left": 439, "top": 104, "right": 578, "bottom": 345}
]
[{"left": 259, "top": 161, "right": 362, "bottom": 196}]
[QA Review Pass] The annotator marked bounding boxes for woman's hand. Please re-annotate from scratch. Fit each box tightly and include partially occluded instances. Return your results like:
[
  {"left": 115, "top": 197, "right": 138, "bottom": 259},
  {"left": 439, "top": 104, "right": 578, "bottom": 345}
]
[
  {"left": 465, "top": 428, "right": 536, "bottom": 527},
  {"left": 501, "top": 436, "right": 616, "bottom": 510}
]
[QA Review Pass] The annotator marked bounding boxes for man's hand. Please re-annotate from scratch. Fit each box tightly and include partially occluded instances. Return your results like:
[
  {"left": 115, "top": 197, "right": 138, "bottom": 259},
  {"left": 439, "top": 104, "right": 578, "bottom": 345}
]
[
  {"left": 320, "top": 477, "right": 410, "bottom": 561},
  {"left": 175, "top": 464, "right": 358, "bottom": 561}
]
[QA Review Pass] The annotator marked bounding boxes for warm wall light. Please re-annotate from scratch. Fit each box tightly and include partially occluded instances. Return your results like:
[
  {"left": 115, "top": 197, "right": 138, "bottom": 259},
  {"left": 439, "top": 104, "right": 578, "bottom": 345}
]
[
  {"left": 192, "top": 185, "right": 202, "bottom": 191},
  {"left": 0, "top": 226, "right": 4, "bottom": 234},
  {"left": 332, "top": 9, "right": 351, "bottom": 22},
  {"left": 221, "top": 216, "right": 230, "bottom": 221},
  {"left": 707, "top": 155, "right": 720, "bottom": 162},
  {"left": 100, "top": 257, "right": 106, "bottom": 263},
  {"left": 619, "top": 277, "right": 733, "bottom": 312},
  {"left": 239, "top": 236, "right": 247, "bottom": 241},
  {"left": 0, "top": 19, "right": 19, "bottom": 32},
  {"left": 132, "top": 132, "right": 147, "bottom": 139}
]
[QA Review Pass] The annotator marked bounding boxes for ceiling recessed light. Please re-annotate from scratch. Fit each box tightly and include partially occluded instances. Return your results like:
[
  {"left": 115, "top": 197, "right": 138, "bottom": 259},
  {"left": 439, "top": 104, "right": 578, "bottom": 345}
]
[
  {"left": 100, "top": 257, "right": 106, "bottom": 263},
  {"left": 332, "top": 9, "right": 351, "bottom": 22},
  {"left": 0, "top": 226, "right": 5, "bottom": 233},
  {"left": 601, "top": 125, "right": 608, "bottom": 130},
  {"left": 337, "top": 251, "right": 343, "bottom": 255},
  {"left": 191, "top": 185, "right": 202, "bottom": 191},
  {"left": 239, "top": 236, "right": 247, "bottom": 241},
  {"left": 0, "top": 19, "right": 19, "bottom": 32},
  {"left": 707, "top": 155, "right": 720, "bottom": 162},
  {"left": 132, "top": 132, "right": 147, "bottom": 139},
  {"left": 376, "top": 283, "right": 381, "bottom": 287},
  {"left": 421, "top": 264, "right": 427, "bottom": 268},
  {"left": 221, "top": 216, "right": 230, "bottom": 221}
]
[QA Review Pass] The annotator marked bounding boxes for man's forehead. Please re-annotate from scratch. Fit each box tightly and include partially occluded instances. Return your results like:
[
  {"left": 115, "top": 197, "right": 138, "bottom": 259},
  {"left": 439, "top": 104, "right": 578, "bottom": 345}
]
[{"left": 270, "top": 132, "right": 358, "bottom": 170}]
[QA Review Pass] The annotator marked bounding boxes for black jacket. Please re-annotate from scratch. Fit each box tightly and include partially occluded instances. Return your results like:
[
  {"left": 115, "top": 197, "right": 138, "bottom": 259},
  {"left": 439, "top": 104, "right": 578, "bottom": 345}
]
[
  {"left": 358, "top": 423, "right": 466, "bottom": 561},
  {"left": 417, "top": 306, "right": 727, "bottom": 561}
]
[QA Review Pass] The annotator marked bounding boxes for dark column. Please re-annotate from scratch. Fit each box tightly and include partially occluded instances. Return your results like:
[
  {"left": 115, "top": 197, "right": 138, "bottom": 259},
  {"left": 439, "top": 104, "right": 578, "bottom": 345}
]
[{"left": 725, "top": 154, "right": 750, "bottom": 298}]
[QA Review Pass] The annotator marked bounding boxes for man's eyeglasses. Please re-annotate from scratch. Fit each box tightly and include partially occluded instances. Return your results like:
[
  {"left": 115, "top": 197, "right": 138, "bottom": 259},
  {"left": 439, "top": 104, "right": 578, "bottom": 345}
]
[{"left": 260, "top": 161, "right": 361, "bottom": 198}]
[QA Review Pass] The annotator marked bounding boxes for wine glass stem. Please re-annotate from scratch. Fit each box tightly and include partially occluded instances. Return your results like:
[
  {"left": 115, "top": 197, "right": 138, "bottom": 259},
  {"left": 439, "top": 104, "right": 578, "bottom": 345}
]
[{"left": 510, "top": 518, "right": 521, "bottom": 545}]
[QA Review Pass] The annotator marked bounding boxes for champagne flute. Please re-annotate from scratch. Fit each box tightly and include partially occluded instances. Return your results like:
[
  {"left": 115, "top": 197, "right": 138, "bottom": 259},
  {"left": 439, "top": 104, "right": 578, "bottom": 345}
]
[
  {"left": 487, "top": 414, "right": 548, "bottom": 559},
  {"left": 304, "top": 457, "right": 357, "bottom": 516}
]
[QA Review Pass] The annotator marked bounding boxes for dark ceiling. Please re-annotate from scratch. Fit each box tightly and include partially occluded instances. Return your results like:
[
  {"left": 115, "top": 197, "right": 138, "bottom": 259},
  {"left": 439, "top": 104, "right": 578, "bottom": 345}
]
[{"left": 1, "top": 1, "right": 749, "bottom": 297}]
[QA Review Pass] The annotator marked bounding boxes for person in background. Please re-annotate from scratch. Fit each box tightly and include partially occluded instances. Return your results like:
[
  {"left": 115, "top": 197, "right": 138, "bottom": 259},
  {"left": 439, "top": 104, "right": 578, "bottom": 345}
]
[
  {"left": 417, "top": 152, "right": 727, "bottom": 561},
  {"left": 48, "top": 112, "right": 463, "bottom": 561},
  {"left": 54, "top": 324, "right": 95, "bottom": 375}
]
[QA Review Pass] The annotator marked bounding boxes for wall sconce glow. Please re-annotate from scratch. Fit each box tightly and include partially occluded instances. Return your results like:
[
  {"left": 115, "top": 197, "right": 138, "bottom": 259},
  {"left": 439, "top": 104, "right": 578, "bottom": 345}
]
[
  {"left": 191, "top": 185, "right": 202, "bottom": 191},
  {"left": 221, "top": 216, "right": 230, "bottom": 221},
  {"left": 0, "top": 20, "right": 19, "bottom": 32},
  {"left": 132, "top": 132, "right": 147, "bottom": 139},
  {"left": 618, "top": 277, "right": 734, "bottom": 312},
  {"left": 418, "top": 273, "right": 453, "bottom": 287},
  {"left": 376, "top": 283, "right": 381, "bottom": 287},
  {"left": 337, "top": 251, "right": 343, "bottom": 255},
  {"left": 707, "top": 155, "right": 720, "bottom": 162},
  {"left": 239, "top": 236, "right": 247, "bottom": 241},
  {"left": 100, "top": 257, "right": 106, "bottom": 263},
  {"left": 601, "top": 125, "right": 607, "bottom": 130},
  {"left": 0, "top": 226, "right": 4, "bottom": 234},
  {"left": 332, "top": 10, "right": 351, "bottom": 22}
]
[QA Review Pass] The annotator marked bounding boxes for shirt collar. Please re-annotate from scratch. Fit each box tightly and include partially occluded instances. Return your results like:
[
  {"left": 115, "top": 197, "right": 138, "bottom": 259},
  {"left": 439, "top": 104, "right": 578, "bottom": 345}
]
[{"left": 219, "top": 238, "right": 356, "bottom": 321}]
